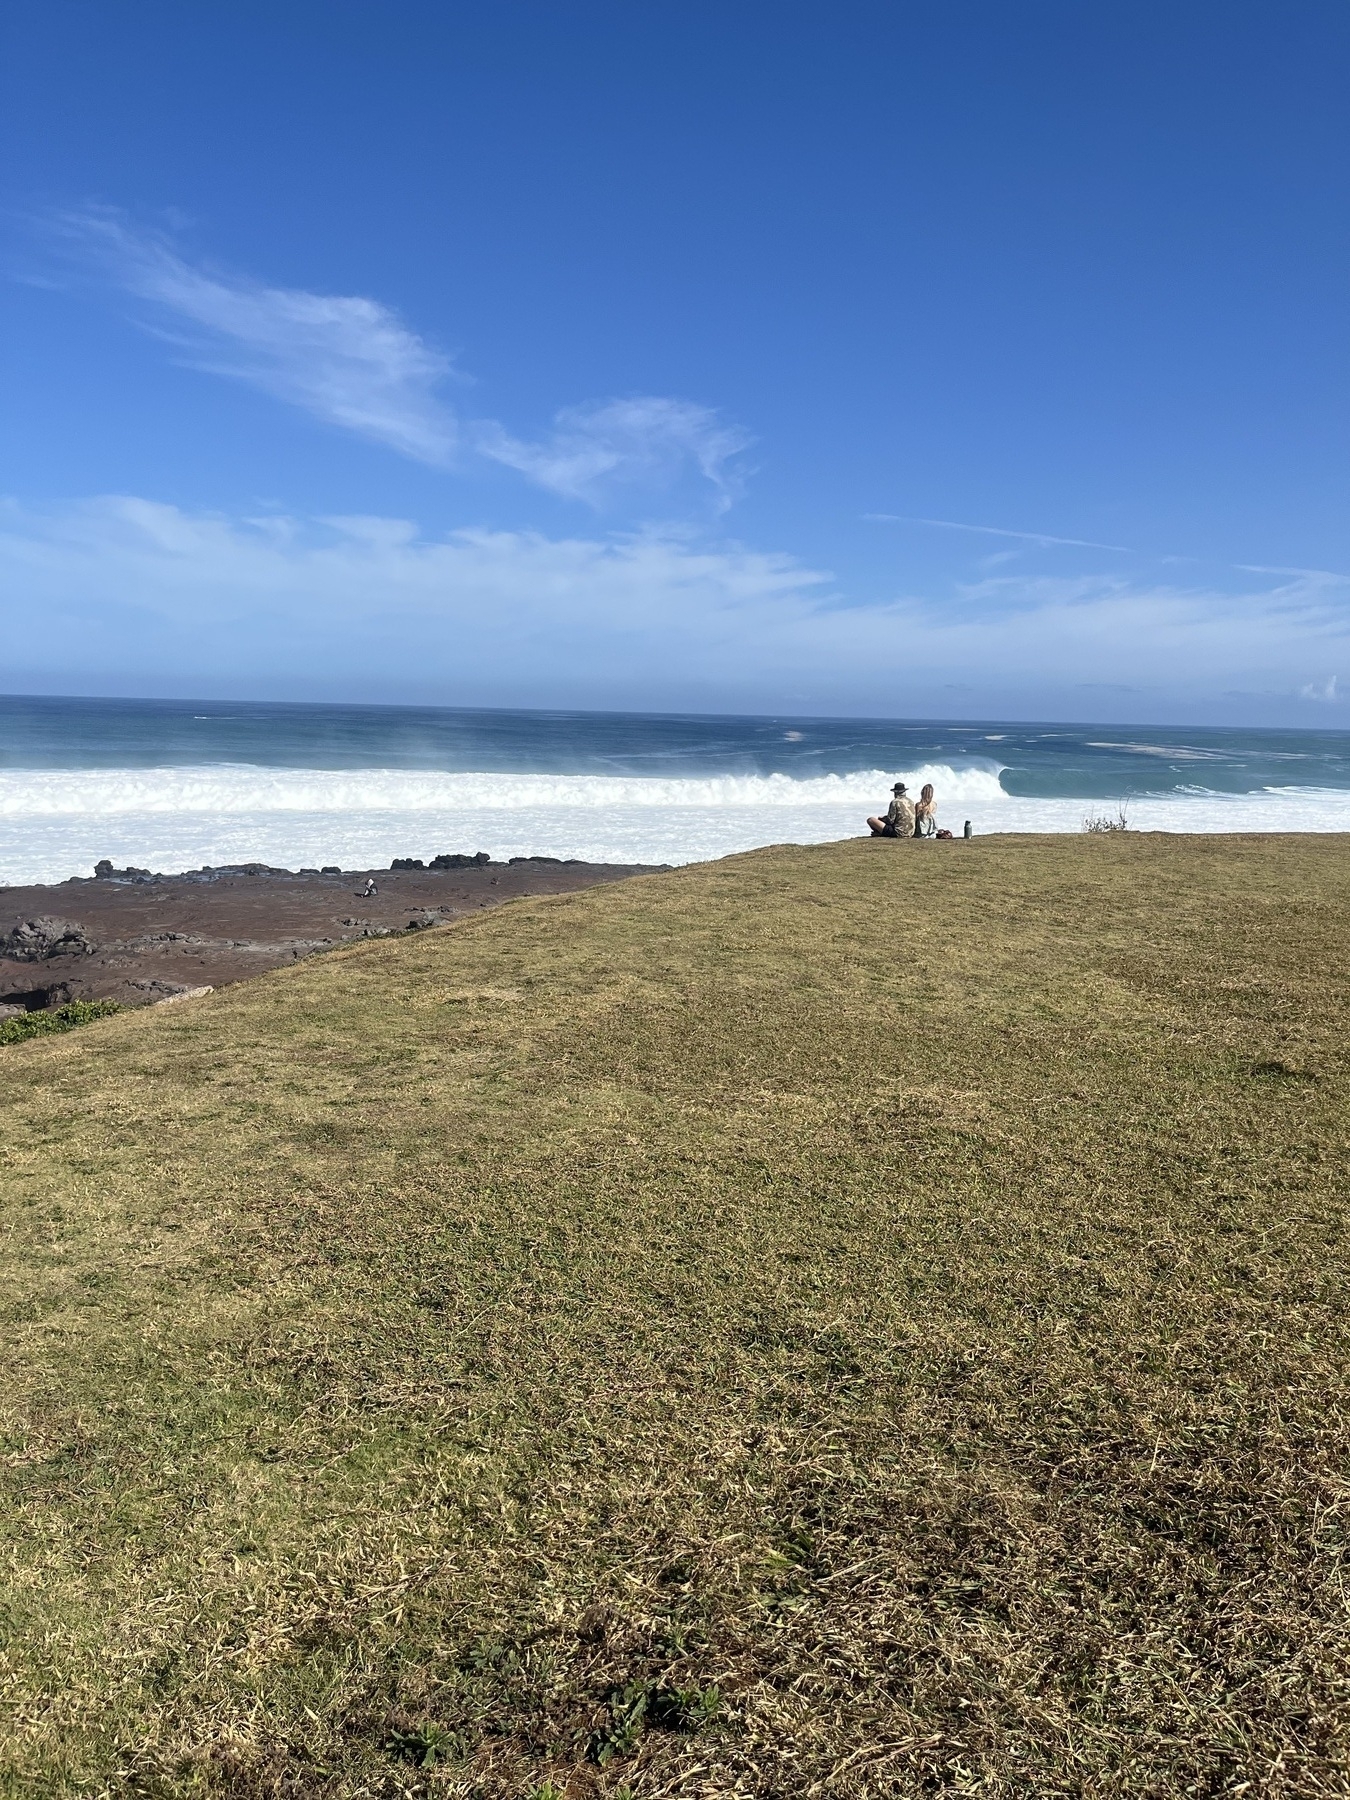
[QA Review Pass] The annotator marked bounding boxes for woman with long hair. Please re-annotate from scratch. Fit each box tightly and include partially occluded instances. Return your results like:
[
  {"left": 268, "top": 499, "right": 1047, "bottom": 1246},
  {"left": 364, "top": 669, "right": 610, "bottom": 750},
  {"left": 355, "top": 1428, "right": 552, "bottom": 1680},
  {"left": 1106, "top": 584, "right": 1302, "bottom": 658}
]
[{"left": 914, "top": 783, "right": 937, "bottom": 837}]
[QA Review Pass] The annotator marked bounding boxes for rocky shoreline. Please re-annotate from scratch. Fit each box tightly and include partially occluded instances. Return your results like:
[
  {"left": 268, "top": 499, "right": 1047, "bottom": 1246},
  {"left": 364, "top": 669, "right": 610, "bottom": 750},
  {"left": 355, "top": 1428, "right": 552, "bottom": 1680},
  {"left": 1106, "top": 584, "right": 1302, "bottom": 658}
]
[{"left": 0, "top": 853, "right": 665, "bottom": 1016}]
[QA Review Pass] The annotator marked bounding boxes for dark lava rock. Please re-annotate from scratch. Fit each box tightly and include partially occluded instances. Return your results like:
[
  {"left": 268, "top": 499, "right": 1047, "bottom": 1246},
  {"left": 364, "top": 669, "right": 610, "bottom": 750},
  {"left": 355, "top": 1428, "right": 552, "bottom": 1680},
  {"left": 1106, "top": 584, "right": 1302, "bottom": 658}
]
[
  {"left": 174, "top": 863, "right": 298, "bottom": 883},
  {"left": 0, "top": 981, "right": 73, "bottom": 1011},
  {"left": 1, "top": 916, "right": 97, "bottom": 960},
  {"left": 429, "top": 851, "right": 492, "bottom": 869},
  {"left": 390, "top": 858, "right": 426, "bottom": 871},
  {"left": 94, "top": 860, "right": 154, "bottom": 882}
]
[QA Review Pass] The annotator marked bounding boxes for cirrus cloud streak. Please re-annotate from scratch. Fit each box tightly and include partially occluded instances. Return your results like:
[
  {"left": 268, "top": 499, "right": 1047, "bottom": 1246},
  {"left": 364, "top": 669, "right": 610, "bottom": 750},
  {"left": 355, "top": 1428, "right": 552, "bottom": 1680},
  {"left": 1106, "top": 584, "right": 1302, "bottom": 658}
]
[{"left": 37, "top": 209, "right": 750, "bottom": 508}]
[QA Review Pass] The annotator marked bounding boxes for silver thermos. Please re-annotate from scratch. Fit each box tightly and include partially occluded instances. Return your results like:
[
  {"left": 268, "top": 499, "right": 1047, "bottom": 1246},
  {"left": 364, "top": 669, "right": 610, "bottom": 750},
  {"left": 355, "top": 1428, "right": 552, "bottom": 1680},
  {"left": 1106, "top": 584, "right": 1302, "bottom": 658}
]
[{"left": 963, "top": 820, "right": 973, "bottom": 839}]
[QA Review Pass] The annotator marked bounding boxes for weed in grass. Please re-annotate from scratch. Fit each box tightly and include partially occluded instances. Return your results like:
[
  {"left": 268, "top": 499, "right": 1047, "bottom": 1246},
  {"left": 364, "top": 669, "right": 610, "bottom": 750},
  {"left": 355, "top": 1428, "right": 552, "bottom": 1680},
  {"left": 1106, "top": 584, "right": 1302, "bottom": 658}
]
[
  {"left": 589, "top": 1678, "right": 717, "bottom": 1765},
  {"left": 381, "top": 1719, "right": 460, "bottom": 1768}
]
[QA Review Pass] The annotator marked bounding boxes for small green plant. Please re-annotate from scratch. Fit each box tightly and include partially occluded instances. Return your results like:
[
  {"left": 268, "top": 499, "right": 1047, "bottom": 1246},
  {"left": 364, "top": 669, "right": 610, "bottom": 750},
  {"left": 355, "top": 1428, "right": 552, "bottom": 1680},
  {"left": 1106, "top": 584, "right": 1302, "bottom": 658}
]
[
  {"left": 0, "top": 998, "right": 120, "bottom": 1046},
  {"left": 678, "top": 1684, "right": 722, "bottom": 1726},
  {"left": 588, "top": 1680, "right": 722, "bottom": 1763},
  {"left": 589, "top": 1682, "right": 649, "bottom": 1765},
  {"left": 382, "top": 1721, "right": 458, "bottom": 1768},
  {"left": 1082, "top": 802, "right": 1131, "bottom": 833}
]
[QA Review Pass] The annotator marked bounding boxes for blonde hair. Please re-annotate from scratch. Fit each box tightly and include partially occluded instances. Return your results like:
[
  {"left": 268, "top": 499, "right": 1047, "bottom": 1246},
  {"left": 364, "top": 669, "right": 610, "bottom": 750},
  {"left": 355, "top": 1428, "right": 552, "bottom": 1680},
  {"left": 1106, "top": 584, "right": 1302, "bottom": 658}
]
[{"left": 920, "top": 783, "right": 935, "bottom": 803}]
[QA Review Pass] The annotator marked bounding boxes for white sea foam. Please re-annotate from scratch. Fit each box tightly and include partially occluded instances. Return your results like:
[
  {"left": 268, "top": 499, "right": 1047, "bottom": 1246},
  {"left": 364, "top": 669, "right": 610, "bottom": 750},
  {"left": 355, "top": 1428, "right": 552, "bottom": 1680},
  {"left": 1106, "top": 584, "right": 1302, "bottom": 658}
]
[
  {"left": 1, "top": 763, "right": 1349, "bottom": 885},
  {"left": 0, "top": 763, "right": 1007, "bottom": 817}
]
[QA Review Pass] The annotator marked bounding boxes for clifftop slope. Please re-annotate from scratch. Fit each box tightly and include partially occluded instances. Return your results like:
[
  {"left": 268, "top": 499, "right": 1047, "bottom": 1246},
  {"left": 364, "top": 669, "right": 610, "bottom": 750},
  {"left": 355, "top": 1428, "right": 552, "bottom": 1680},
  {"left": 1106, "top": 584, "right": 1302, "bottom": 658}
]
[{"left": 4, "top": 835, "right": 1349, "bottom": 1796}]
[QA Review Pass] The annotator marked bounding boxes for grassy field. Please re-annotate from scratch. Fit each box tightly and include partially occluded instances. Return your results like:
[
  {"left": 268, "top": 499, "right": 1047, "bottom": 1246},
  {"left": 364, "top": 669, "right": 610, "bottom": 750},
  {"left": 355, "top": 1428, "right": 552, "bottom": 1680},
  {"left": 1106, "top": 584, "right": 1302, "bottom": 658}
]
[{"left": 3, "top": 834, "right": 1350, "bottom": 1798}]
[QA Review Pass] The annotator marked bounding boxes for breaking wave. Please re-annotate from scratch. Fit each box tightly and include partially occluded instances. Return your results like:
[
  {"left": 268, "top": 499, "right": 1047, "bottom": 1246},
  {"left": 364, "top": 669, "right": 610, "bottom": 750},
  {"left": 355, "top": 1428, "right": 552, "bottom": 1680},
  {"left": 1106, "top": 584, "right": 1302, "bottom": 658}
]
[
  {"left": 0, "top": 763, "right": 1008, "bottom": 816},
  {"left": 3, "top": 762, "right": 1350, "bottom": 886}
]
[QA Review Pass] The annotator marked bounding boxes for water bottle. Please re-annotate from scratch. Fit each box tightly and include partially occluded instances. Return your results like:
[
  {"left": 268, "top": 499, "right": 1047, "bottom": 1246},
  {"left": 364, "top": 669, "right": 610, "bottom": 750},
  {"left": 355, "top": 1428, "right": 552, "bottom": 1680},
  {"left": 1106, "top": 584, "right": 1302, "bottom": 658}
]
[{"left": 963, "top": 820, "right": 973, "bottom": 839}]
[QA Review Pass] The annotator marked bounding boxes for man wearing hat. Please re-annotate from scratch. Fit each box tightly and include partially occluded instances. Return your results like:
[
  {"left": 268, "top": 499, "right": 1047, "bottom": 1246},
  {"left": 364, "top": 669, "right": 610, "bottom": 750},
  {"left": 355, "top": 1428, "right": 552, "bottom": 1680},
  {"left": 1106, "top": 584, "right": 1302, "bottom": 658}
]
[{"left": 867, "top": 782, "right": 916, "bottom": 838}]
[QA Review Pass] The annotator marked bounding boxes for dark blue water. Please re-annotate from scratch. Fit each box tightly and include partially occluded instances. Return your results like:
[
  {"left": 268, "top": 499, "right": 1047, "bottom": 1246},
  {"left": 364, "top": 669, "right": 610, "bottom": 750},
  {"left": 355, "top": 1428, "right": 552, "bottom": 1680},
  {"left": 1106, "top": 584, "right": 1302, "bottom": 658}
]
[{"left": 4, "top": 693, "right": 1349, "bottom": 800}]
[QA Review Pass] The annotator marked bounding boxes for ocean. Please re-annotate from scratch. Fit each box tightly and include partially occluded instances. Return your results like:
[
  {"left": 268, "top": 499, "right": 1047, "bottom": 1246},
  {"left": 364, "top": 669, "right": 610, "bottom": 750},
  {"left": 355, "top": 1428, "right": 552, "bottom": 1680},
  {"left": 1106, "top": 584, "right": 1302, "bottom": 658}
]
[{"left": 3, "top": 694, "right": 1350, "bottom": 886}]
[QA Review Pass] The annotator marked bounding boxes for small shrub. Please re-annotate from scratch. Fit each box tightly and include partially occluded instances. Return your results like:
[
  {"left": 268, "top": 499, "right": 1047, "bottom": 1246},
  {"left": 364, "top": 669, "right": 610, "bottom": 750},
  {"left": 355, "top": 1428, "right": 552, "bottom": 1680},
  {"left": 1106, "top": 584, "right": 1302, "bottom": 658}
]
[
  {"left": 1082, "top": 803, "right": 1132, "bottom": 833},
  {"left": 0, "top": 998, "right": 120, "bottom": 1047}
]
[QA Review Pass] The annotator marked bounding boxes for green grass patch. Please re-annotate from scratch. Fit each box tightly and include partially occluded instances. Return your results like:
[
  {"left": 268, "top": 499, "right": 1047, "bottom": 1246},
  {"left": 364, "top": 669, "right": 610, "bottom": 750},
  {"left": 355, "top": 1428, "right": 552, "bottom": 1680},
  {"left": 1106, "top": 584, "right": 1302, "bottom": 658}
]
[
  {"left": 2, "top": 835, "right": 1350, "bottom": 1795},
  {"left": 0, "top": 996, "right": 120, "bottom": 1046}
]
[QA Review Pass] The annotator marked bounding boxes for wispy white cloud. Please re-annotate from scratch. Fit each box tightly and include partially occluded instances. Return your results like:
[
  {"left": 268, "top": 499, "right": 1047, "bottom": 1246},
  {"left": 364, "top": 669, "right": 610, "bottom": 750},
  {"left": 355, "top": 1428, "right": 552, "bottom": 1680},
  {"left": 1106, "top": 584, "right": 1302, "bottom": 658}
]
[
  {"left": 0, "top": 496, "right": 827, "bottom": 699},
  {"left": 3, "top": 495, "right": 1349, "bottom": 718},
  {"left": 1238, "top": 563, "right": 1350, "bottom": 582},
  {"left": 865, "top": 513, "right": 1132, "bottom": 553},
  {"left": 49, "top": 207, "right": 459, "bottom": 464},
  {"left": 476, "top": 397, "right": 753, "bottom": 510},
  {"left": 38, "top": 210, "right": 749, "bottom": 507}
]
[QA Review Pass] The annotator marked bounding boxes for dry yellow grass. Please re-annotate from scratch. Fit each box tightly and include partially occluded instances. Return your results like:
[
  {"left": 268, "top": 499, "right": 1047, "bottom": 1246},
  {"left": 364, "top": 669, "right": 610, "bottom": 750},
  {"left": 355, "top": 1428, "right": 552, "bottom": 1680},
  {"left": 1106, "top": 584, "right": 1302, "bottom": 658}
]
[{"left": 2, "top": 834, "right": 1350, "bottom": 1797}]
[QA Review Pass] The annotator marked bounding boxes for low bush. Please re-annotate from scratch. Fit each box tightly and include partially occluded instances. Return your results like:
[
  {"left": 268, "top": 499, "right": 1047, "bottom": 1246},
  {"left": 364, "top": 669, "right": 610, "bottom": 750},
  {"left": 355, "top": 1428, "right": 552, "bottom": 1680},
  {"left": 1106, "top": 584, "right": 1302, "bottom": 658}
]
[{"left": 0, "top": 997, "right": 120, "bottom": 1046}]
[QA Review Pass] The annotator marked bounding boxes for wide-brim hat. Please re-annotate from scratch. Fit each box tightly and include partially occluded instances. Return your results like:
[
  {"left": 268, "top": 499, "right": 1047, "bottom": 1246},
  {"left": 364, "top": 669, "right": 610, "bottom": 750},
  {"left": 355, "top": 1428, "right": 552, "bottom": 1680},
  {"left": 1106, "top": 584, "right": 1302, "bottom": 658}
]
[{"left": 893, "top": 782, "right": 908, "bottom": 793}]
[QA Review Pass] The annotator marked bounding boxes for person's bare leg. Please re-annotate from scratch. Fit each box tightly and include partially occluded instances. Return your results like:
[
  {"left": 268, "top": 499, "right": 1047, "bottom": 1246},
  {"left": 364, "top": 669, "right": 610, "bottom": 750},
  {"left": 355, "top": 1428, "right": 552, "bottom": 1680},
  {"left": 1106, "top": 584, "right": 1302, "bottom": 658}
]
[{"left": 867, "top": 816, "right": 888, "bottom": 835}]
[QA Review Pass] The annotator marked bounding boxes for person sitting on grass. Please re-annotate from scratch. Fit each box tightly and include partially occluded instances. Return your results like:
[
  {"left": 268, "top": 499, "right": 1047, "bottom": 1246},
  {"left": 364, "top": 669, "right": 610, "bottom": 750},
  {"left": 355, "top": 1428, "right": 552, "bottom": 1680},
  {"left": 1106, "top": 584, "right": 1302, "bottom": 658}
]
[
  {"left": 868, "top": 782, "right": 916, "bottom": 838},
  {"left": 914, "top": 783, "right": 938, "bottom": 837}
]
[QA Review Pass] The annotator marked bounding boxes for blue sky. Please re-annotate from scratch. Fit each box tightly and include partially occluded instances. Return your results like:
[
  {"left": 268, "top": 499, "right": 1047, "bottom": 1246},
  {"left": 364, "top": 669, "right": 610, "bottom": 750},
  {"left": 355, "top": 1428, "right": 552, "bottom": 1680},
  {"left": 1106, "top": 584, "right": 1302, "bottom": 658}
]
[{"left": 2, "top": 1, "right": 1348, "bottom": 722}]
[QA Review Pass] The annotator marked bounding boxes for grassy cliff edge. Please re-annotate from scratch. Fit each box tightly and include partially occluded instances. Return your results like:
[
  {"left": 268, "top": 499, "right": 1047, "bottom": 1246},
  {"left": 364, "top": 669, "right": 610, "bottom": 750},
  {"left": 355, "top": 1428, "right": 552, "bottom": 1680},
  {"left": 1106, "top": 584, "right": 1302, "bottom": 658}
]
[{"left": 3, "top": 835, "right": 1349, "bottom": 1796}]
